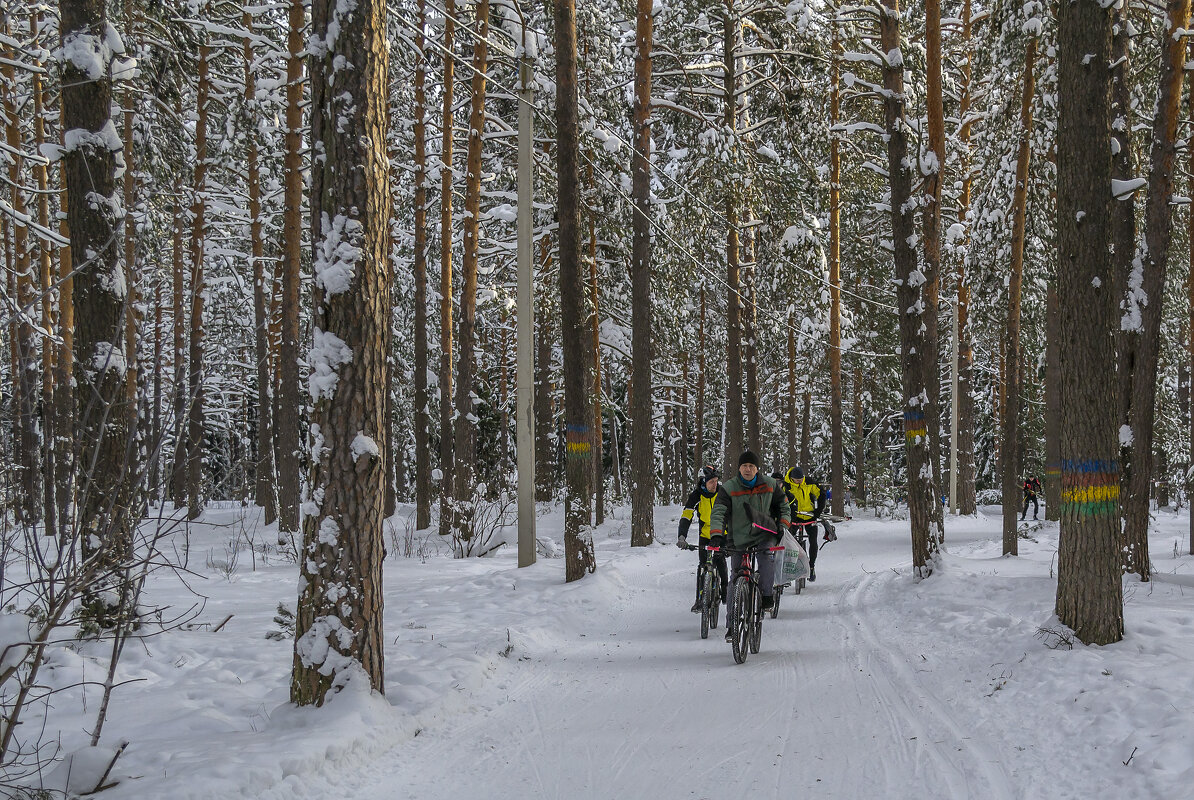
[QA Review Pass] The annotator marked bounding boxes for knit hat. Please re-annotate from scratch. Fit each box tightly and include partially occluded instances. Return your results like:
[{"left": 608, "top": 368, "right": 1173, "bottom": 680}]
[{"left": 738, "top": 450, "right": 760, "bottom": 468}]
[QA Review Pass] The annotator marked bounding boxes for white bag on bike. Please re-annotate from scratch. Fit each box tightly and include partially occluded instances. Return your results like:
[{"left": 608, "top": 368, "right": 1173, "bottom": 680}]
[{"left": 778, "top": 529, "right": 810, "bottom": 584}]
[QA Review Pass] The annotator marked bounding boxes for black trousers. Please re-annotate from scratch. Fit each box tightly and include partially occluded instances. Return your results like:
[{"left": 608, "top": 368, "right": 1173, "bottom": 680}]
[
  {"left": 796, "top": 520, "right": 819, "bottom": 566},
  {"left": 1021, "top": 495, "right": 1039, "bottom": 519},
  {"left": 696, "top": 545, "right": 729, "bottom": 604}
]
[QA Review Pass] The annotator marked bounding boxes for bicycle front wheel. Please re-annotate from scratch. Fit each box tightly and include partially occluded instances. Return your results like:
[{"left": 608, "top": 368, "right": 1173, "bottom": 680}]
[
  {"left": 731, "top": 577, "right": 750, "bottom": 664},
  {"left": 770, "top": 585, "right": 782, "bottom": 619}
]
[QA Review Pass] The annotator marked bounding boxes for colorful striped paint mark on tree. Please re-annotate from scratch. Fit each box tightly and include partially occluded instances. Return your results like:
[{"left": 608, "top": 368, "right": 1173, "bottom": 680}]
[
  {"left": 565, "top": 424, "right": 591, "bottom": 456},
  {"left": 903, "top": 409, "right": 926, "bottom": 443},
  {"left": 1060, "top": 459, "right": 1119, "bottom": 517}
]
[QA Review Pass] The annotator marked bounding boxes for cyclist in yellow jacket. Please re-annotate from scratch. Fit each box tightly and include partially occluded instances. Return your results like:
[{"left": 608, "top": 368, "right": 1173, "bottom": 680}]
[
  {"left": 677, "top": 465, "right": 726, "bottom": 612},
  {"left": 781, "top": 466, "right": 827, "bottom": 582}
]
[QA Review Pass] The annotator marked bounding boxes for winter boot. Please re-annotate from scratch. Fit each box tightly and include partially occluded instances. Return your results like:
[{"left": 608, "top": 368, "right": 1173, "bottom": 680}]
[
  {"left": 690, "top": 600, "right": 702, "bottom": 613},
  {"left": 808, "top": 564, "right": 817, "bottom": 582},
  {"left": 761, "top": 595, "right": 774, "bottom": 611}
]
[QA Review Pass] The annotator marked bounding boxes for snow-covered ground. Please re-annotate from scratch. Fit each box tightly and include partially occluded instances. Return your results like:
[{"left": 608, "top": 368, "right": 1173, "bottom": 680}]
[{"left": 15, "top": 502, "right": 1194, "bottom": 799}]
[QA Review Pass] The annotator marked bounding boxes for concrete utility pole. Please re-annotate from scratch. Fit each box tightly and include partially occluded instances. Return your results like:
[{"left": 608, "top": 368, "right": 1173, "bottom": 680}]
[{"left": 517, "top": 30, "right": 536, "bottom": 567}]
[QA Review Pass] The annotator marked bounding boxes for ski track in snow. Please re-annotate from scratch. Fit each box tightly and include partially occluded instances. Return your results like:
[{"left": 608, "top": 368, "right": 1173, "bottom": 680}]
[
  {"left": 836, "top": 570, "right": 1015, "bottom": 799},
  {"left": 325, "top": 523, "right": 1016, "bottom": 800}
]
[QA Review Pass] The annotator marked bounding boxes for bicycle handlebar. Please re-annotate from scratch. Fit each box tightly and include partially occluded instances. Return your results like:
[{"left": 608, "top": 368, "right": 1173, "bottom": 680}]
[{"left": 706, "top": 545, "right": 785, "bottom": 554}]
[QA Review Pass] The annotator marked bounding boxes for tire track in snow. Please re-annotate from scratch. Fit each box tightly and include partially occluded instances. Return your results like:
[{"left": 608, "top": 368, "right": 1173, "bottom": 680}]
[{"left": 839, "top": 569, "right": 1017, "bottom": 799}]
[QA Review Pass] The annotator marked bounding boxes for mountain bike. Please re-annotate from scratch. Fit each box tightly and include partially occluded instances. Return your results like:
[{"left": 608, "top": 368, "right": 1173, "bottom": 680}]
[
  {"left": 710, "top": 544, "right": 785, "bottom": 664},
  {"left": 681, "top": 542, "right": 722, "bottom": 639}
]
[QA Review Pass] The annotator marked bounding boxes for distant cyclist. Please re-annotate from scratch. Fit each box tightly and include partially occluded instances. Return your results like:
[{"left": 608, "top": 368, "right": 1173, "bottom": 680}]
[
  {"left": 709, "top": 450, "right": 790, "bottom": 641},
  {"left": 677, "top": 465, "right": 727, "bottom": 612},
  {"left": 780, "top": 466, "right": 828, "bottom": 582}
]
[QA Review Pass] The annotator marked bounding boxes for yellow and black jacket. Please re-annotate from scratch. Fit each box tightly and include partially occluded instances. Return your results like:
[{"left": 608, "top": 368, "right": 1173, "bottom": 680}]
[
  {"left": 783, "top": 472, "right": 826, "bottom": 522},
  {"left": 678, "top": 485, "right": 719, "bottom": 540}
]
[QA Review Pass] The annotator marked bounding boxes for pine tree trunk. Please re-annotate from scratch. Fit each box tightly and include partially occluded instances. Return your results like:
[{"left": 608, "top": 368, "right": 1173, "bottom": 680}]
[
  {"left": 450, "top": 0, "right": 490, "bottom": 547},
  {"left": 1110, "top": 9, "right": 1135, "bottom": 521},
  {"left": 743, "top": 217, "right": 761, "bottom": 454},
  {"left": 854, "top": 367, "right": 865, "bottom": 506},
  {"left": 800, "top": 390, "right": 811, "bottom": 467},
  {"left": 881, "top": 0, "right": 940, "bottom": 576},
  {"left": 3, "top": 29, "right": 40, "bottom": 526},
  {"left": 292, "top": 0, "right": 389, "bottom": 704},
  {"left": 955, "top": 0, "right": 977, "bottom": 516},
  {"left": 170, "top": 150, "right": 186, "bottom": 508},
  {"left": 557, "top": 0, "right": 596, "bottom": 578},
  {"left": 1189, "top": 52, "right": 1194, "bottom": 554},
  {"left": 722, "top": 1, "right": 743, "bottom": 475},
  {"left": 438, "top": 0, "right": 457, "bottom": 539},
  {"left": 1003, "top": 38, "right": 1036, "bottom": 555},
  {"left": 829, "top": 21, "right": 844, "bottom": 517},
  {"left": 695, "top": 286, "right": 706, "bottom": 469},
  {"left": 1054, "top": 0, "right": 1123, "bottom": 645},
  {"left": 587, "top": 185, "right": 605, "bottom": 526},
  {"left": 244, "top": 11, "right": 277, "bottom": 525},
  {"left": 412, "top": 0, "right": 431, "bottom": 529},
  {"left": 534, "top": 269, "right": 554, "bottom": 502},
  {"left": 1123, "top": 0, "right": 1191, "bottom": 580},
  {"left": 62, "top": 0, "right": 137, "bottom": 627},
  {"left": 629, "top": 0, "right": 655, "bottom": 546},
  {"left": 186, "top": 21, "right": 211, "bottom": 521},
  {"left": 277, "top": 0, "right": 305, "bottom": 533},
  {"left": 922, "top": 0, "right": 946, "bottom": 540},
  {"left": 787, "top": 309, "right": 796, "bottom": 468},
  {"left": 31, "top": 10, "right": 56, "bottom": 534},
  {"left": 121, "top": 0, "right": 140, "bottom": 518},
  {"left": 55, "top": 103, "right": 75, "bottom": 534},
  {"left": 1045, "top": 284, "right": 1061, "bottom": 520}
]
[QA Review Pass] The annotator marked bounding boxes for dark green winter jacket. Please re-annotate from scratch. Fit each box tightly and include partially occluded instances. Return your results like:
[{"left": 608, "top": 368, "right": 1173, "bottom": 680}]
[{"left": 709, "top": 473, "right": 791, "bottom": 550}]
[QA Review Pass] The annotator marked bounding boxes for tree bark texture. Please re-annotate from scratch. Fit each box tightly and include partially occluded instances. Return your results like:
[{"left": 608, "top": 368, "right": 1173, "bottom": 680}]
[
  {"left": 922, "top": 0, "right": 946, "bottom": 539},
  {"left": 1054, "top": 0, "right": 1123, "bottom": 645},
  {"left": 955, "top": 0, "right": 977, "bottom": 516},
  {"left": 1003, "top": 38, "right": 1036, "bottom": 555},
  {"left": 292, "top": 0, "right": 390, "bottom": 703},
  {"left": 722, "top": 0, "right": 743, "bottom": 476},
  {"left": 3, "top": 31, "right": 40, "bottom": 525},
  {"left": 412, "top": 0, "right": 432, "bottom": 531},
  {"left": 61, "top": 0, "right": 137, "bottom": 626},
  {"left": 185, "top": 23, "right": 211, "bottom": 520},
  {"left": 1123, "top": 0, "right": 1191, "bottom": 580},
  {"left": 450, "top": 0, "right": 490, "bottom": 546},
  {"left": 881, "top": 0, "right": 940, "bottom": 576},
  {"left": 438, "top": 0, "right": 457, "bottom": 539},
  {"left": 829, "top": 20, "right": 844, "bottom": 517},
  {"left": 1045, "top": 284, "right": 1061, "bottom": 521},
  {"left": 277, "top": 0, "right": 305, "bottom": 533},
  {"left": 556, "top": 0, "right": 596, "bottom": 579},
  {"left": 244, "top": 12, "right": 278, "bottom": 526},
  {"left": 630, "top": 0, "right": 655, "bottom": 547}
]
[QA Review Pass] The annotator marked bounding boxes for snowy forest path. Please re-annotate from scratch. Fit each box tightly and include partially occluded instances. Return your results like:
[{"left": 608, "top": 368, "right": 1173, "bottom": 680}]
[{"left": 335, "top": 512, "right": 1017, "bottom": 800}]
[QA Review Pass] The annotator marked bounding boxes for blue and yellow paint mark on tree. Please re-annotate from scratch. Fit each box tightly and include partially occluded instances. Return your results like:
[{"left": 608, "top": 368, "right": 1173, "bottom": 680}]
[
  {"left": 1060, "top": 459, "right": 1119, "bottom": 518},
  {"left": 904, "top": 409, "right": 927, "bottom": 445},
  {"left": 566, "top": 424, "right": 591, "bottom": 457}
]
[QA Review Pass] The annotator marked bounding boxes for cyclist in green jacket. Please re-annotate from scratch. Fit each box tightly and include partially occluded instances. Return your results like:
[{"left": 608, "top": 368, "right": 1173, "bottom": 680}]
[
  {"left": 677, "top": 465, "right": 727, "bottom": 612},
  {"left": 709, "top": 450, "right": 791, "bottom": 640}
]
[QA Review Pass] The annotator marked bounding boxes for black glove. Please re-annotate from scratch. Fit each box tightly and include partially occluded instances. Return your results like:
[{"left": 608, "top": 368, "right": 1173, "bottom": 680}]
[
  {"left": 709, "top": 534, "right": 726, "bottom": 550},
  {"left": 676, "top": 535, "right": 688, "bottom": 549}
]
